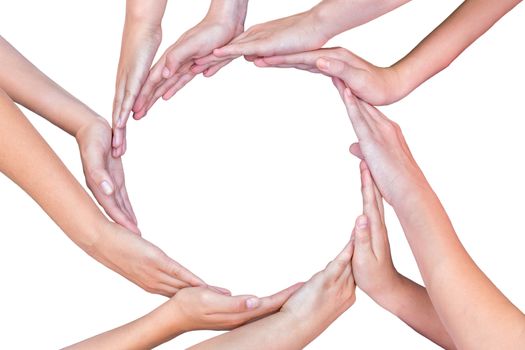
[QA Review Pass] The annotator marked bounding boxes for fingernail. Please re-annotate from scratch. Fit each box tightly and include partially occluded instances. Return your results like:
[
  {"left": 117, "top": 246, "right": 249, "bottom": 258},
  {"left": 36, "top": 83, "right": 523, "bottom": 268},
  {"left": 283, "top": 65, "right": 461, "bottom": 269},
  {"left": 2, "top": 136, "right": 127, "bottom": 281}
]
[
  {"left": 317, "top": 58, "right": 330, "bottom": 70},
  {"left": 345, "top": 88, "right": 353, "bottom": 99},
  {"left": 246, "top": 297, "right": 261, "bottom": 309},
  {"left": 116, "top": 117, "right": 122, "bottom": 127},
  {"left": 162, "top": 67, "right": 171, "bottom": 78},
  {"left": 100, "top": 181, "right": 113, "bottom": 195},
  {"left": 357, "top": 215, "right": 368, "bottom": 229}
]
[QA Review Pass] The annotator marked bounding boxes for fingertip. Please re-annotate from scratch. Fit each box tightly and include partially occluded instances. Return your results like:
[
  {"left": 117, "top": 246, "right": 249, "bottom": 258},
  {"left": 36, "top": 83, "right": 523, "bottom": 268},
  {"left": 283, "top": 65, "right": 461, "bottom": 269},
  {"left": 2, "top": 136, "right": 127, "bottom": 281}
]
[
  {"left": 246, "top": 297, "right": 261, "bottom": 309},
  {"left": 100, "top": 180, "right": 114, "bottom": 195},
  {"left": 317, "top": 58, "right": 331, "bottom": 71},
  {"left": 162, "top": 67, "right": 171, "bottom": 79}
]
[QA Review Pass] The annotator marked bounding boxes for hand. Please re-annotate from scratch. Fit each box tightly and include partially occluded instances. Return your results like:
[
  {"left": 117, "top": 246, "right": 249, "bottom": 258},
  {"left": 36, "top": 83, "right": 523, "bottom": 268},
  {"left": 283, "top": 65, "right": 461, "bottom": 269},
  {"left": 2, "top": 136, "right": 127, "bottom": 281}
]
[
  {"left": 255, "top": 47, "right": 405, "bottom": 105},
  {"left": 132, "top": 2, "right": 248, "bottom": 119},
  {"left": 171, "top": 283, "right": 303, "bottom": 333},
  {"left": 90, "top": 221, "right": 207, "bottom": 297},
  {"left": 333, "top": 80, "right": 428, "bottom": 206},
  {"left": 112, "top": 21, "right": 163, "bottom": 157},
  {"left": 352, "top": 160, "right": 402, "bottom": 301},
  {"left": 193, "top": 9, "right": 330, "bottom": 76},
  {"left": 280, "top": 237, "right": 356, "bottom": 333},
  {"left": 76, "top": 117, "right": 139, "bottom": 234}
]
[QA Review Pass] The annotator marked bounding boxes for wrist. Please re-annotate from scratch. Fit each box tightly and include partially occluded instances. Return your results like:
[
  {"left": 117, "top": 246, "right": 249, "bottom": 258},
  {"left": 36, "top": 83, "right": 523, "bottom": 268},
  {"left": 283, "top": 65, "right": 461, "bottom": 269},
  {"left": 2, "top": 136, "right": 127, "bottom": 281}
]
[
  {"left": 207, "top": 0, "right": 248, "bottom": 30},
  {"left": 367, "top": 271, "right": 405, "bottom": 313},
  {"left": 310, "top": 0, "right": 351, "bottom": 40}
]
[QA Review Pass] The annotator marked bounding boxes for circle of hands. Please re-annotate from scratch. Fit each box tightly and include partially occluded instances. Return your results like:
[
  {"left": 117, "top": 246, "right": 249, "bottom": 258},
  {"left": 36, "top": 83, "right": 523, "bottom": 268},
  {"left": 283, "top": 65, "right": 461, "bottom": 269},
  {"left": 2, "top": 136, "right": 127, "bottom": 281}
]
[{"left": 76, "top": 3, "right": 427, "bottom": 337}]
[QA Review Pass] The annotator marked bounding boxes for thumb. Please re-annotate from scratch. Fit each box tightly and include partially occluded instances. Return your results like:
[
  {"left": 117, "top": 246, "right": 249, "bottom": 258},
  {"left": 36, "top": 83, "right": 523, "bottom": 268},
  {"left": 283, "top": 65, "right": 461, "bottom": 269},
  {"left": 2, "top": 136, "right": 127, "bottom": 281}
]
[
  {"left": 83, "top": 150, "right": 114, "bottom": 195},
  {"left": 317, "top": 57, "right": 365, "bottom": 90},
  {"left": 162, "top": 44, "right": 193, "bottom": 79},
  {"left": 354, "top": 215, "right": 374, "bottom": 259},
  {"left": 349, "top": 142, "right": 364, "bottom": 160}
]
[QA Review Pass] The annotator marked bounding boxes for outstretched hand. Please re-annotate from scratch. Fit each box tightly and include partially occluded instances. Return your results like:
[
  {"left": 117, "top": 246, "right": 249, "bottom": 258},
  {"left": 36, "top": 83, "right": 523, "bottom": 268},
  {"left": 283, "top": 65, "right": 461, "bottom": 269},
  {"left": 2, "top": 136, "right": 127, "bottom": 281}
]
[
  {"left": 132, "top": 3, "right": 247, "bottom": 120},
  {"left": 255, "top": 47, "right": 406, "bottom": 106},
  {"left": 193, "top": 10, "right": 330, "bottom": 76},
  {"left": 332, "top": 78, "right": 427, "bottom": 206},
  {"left": 112, "top": 21, "right": 163, "bottom": 157},
  {"left": 76, "top": 117, "right": 139, "bottom": 234}
]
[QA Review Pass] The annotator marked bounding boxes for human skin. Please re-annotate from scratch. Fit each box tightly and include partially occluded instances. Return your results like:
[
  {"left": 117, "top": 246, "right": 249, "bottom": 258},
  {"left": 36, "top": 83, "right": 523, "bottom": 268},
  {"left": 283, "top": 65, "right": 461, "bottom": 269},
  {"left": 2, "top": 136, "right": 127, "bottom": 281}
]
[
  {"left": 65, "top": 234, "right": 356, "bottom": 349},
  {"left": 335, "top": 81, "right": 525, "bottom": 349},
  {"left": 63, "top": 284, "right": 302, "bottom": 350},
  {"left": 0, "top": 36, "right": 138, "bottom": 233},
  {"left": 354, "top": 160, "right": 455, "bottom": 349},
  {"left": 0, "top": 85, "right": 208, "bottom": 297},
  {"left": 112, "top": 0, "right": 167, "bottom": 157},
  {"left": 113, "top": 0, "right": 250, "bottom": 155},
  {"left": 189, "top": 234, "right": 356, "bottom": 349},
  {"left": 192, "top": 0, "right": 411, "bottom": 74},
  {"left": 256, "top": 0, "right": 522, "bottom": 105}
]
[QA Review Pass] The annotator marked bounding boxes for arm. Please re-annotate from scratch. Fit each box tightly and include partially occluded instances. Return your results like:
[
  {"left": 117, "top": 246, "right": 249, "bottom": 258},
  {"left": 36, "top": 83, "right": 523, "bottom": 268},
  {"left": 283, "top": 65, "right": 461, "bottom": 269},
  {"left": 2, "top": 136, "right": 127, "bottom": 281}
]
[
  {"left": 112, "top": 0, "right": 167, "bottom": 157},
  {"left": 64, "top": 285, "right": 301, "bottom": 350},
  {"left": 191, "top": 234, "right": 356, "bottom": 349},
  {"left": 0, "top": 36, "right": 138, "bottom": 232},
  {"left": 336, "top": 84, "right": 525, "bottom": 349},
  {"left": 119, "top": 0, "right": 249, "bottom": 149},
  {"left": 257, "top": 0, "right": 522, "bottom": 105},
  {"left": 0, "top": 88, "right": 205, "bottom": 296},
  {"left": 354, "top": 160, "right": 455, "bottom": 349},
  {"left": 193, "top": 0, "right": 411, "bottom": 71},
  {"left": 393, "top": 0, "right": 522, "bottom": 99}
]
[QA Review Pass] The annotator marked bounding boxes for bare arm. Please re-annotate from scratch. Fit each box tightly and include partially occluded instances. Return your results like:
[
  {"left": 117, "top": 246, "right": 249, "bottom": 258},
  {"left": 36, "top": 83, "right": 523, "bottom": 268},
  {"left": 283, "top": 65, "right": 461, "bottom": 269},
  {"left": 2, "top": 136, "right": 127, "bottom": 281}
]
[
  {"left": 0, "top": 87, "right": 205, "bottom": 296},
  {"left": 191, "top": 233, "right": 357, "bottom": 350},
  {"left": 65, "top": 285, "right": 302, "bottom": 350},
  {"left": 353, "top": 160, "right": 455, "bottom": 349},
  {"left": 394, "top": 0, "right": 522, "bottom": 98},
  {"left": 337, "top": 84, "right": 525, "bottom": 349}
]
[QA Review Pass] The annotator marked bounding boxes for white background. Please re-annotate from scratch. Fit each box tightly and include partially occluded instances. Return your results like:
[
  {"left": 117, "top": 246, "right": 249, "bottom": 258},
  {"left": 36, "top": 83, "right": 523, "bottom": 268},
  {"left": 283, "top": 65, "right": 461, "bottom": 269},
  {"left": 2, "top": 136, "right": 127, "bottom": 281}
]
[{"left": 1, "top": 0, "right": 524, "bottom": 349}]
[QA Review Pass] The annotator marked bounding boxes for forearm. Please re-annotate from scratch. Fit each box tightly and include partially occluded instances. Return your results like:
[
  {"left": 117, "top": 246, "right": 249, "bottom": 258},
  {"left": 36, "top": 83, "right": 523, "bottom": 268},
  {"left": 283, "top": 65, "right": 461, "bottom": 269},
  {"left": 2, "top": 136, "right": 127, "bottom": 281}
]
[
  {"left": 0, "top": 89, "right": 104, "bottom": 250},
  {"left": 393, "top": 0, "right": 521, "bottom": 96},
  {"left": 312, "top": 0, "right": 412, "bottom": 39},
  {"left": 64, "top": 302, "right": 184, "bottom": 350},
  {"left": 0, "top": 37, "right": 97, "bottom": 136},
  {"left": 189, "top": 312, "right": 316, "bottom": 350},
  {"left": 125, "top": 0, "right": 167, "bottom": 27},
  {"left": 394, "top": 186, "right": 525, "bottom": 349},
  {"left": 376, "top": 274, "right": 455, "bottom": 349},
  {"left": 207, "top": 0, "right": 249, "bottom": 26}
]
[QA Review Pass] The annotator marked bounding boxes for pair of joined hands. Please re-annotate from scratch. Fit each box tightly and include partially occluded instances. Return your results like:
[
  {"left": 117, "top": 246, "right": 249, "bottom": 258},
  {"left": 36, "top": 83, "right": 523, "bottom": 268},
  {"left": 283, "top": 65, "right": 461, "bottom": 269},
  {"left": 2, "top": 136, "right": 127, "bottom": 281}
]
[{"left": 111, "top": 0, "right": 402, "bottom": 158}]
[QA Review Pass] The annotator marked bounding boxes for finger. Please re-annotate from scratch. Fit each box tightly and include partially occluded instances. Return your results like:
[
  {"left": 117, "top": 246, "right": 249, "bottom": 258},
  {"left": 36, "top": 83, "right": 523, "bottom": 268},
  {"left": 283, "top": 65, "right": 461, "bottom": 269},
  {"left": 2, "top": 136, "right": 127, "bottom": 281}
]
[
  {"left": 354, "top": 214, "right": 376, "bottom": 260},
  {"left": 112, "top": 83, "right": 126, "bottom": 147},
  {"left": 360, "top": 161, "right": 384, "bottom": 257},
  {"left": 262, "top": 52, "right": 317, "bottom": 67},
  {"left": 163, "top": 259, "right": 206, "bottom": 287},
  {"left": 120, "top": 185, "right": 138, "bottom": 226},
  {"left": 213, "top": 41, "right": 257, "bottom": 58},
  {"left": 349, "top": 142, "right": 364, "bottom": 160},
  {"left": 160, "top": 274, "right": 191, "bottom": 290},
  {"left": 204, "top": 292, "right": 262, "bottom": 313},
  {"left": 244, "top": 55, "right": 258, "bottom": 62},
  {"left": 163, "top": 72, "right": 195, "bottom": 100},
  {"left": 133, "top": 59, "right": 166, "bottom": 115},
  {"left": 343, "top": 88, "right": 372, "bottom": 139},
  {"left": 203, "top": 59, "right": 232, "bottom": 78},
  {"left": 194, "top": 53, "right": 223, "bottom": 66},
  {"left": 316, "top": 57, "right": 359, "bottom": 84},
  {"left": 191, "top": 63, "right": 212, "bottom": 75},
  {"left": 162, "top": 43, "right": 195, "bottom": 79},
  {"left": 93, "top": 188, "right": 139, "bottom": 233},
  {"left": 332, "top": 77, "right": 347, "bottom": 100}
]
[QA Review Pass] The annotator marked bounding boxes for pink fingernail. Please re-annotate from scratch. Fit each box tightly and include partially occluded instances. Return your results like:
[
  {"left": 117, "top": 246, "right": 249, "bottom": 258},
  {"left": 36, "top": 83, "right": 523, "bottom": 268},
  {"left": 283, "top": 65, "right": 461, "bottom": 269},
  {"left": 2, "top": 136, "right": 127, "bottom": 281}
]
[
  {"left": 357, "top": 215, "right": 368, "bottom": 229},
  {"left": 100, "top": 181, "right": 113, "bottom": 195},
  {"left": 162, "top": 67, "right": 171, "bottom": 78},
  {"left": 317, "top": 58, "right": 330, "bottom": 70},
  {"left": 246, "top": 297, "right": 260, "bottom": 309}
]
